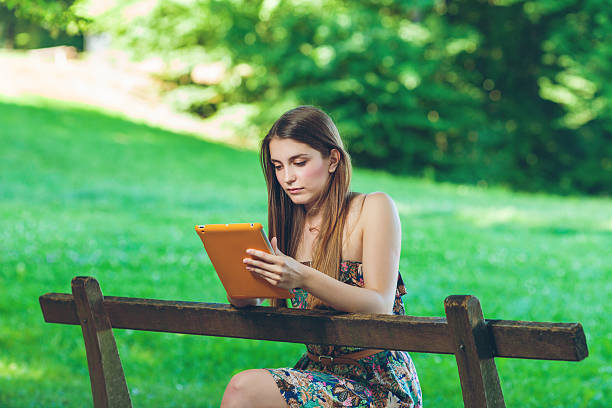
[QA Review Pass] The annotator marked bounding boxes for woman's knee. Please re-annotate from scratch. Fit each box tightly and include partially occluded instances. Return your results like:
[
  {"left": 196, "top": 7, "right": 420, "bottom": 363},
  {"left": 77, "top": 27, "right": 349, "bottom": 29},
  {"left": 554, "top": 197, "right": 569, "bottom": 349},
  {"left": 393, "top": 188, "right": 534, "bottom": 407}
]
[
  {"left": 222, "top": 371, "right": 250, "bottom": 407},
  {"left": 221, "top": 369, "right": 276, "bottom": 408}
]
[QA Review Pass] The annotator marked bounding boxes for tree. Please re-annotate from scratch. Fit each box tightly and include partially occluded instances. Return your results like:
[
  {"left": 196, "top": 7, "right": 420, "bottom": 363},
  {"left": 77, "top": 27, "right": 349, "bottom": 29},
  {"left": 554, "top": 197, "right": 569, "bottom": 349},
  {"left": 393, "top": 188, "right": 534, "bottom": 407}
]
[
  {"left": 71, "top": 0, "right": 612, "bottom": 194},
  {"left": 0, "top": 0, "right": 88, "bottom": 48}
]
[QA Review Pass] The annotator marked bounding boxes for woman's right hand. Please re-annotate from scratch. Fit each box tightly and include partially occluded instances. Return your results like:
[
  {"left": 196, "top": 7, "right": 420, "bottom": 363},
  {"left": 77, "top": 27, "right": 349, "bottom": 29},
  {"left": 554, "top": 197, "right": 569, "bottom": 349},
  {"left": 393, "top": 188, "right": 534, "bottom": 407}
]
[
  {"left": 244, "top": 237, "right": 309, "bottom": 290},
  {"left": 227, "top": 295, "right": 261, "bottom": 308}
]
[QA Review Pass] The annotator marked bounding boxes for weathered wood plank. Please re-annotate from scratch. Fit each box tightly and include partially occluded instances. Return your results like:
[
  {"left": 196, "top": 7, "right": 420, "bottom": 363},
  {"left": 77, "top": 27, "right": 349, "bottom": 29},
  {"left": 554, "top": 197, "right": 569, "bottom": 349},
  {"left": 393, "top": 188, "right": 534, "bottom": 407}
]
[
  {"left": 39, "top": 292, "right": 588, "bottom": 361},
  {"left": 71, "top": 277, "right": 132, "bottom": 408},
  {"left": 445, "top": 295, "right": 505, "bottom": 408},
  {"left": 487, "top": 319, "right": 588, "bottom": 361},
  {"left": 40, "top": 292, "right": 451, "bottom": 354}
]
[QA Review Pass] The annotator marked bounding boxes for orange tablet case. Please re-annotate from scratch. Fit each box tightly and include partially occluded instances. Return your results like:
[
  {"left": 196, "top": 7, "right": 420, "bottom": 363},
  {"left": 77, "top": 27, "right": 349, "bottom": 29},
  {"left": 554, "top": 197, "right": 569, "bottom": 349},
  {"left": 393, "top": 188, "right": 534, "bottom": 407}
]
[{"left": 195, "top": 223, "right": 293, "bottom": 299}]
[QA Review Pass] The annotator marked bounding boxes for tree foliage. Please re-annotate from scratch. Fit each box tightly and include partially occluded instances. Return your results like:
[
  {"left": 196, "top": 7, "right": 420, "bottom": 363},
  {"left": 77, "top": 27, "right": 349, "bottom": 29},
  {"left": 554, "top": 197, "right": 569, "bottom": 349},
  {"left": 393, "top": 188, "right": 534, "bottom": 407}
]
[
  {"left": 0, "top": 0, "right": 88, "bottom": 49},
  {"left": 0, "top": 0, "right": 88, "bottom": 34},
  {"left": 79, "top": 0, "right": 612, "bottom": 194}
]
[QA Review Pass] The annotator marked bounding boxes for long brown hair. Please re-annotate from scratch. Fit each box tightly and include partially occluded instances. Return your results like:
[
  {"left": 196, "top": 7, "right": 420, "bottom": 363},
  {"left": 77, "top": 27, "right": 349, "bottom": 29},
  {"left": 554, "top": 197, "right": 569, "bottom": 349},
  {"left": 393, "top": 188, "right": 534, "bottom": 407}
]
[{"left": 260, "top": 106, "right": 353, "bottom": 308}]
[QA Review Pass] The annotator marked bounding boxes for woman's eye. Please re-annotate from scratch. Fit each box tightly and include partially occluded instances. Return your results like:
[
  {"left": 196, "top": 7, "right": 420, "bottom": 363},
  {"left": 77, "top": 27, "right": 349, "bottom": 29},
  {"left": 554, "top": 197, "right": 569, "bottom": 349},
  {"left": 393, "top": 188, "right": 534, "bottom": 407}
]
[
  {"left": 294, "top": 161, "right": 306, "bottom": 167},
  {"left": 274, "top": 166, "right": 282, "bottom": 171}
]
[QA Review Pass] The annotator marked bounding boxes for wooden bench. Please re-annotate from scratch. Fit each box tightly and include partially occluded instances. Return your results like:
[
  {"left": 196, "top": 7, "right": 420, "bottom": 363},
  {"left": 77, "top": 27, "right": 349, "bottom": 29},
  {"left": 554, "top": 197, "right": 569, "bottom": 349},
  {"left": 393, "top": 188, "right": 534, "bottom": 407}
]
[{"left": 39, "top": 276, "right": 588, "bottom": 407}]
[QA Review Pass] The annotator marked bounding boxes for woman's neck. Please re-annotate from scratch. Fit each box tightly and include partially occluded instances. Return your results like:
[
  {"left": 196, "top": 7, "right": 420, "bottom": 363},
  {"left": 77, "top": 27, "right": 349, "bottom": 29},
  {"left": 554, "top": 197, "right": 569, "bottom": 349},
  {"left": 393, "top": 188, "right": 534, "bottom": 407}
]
[
  {"left": 304, "top": 201, "right": 318, "bottom": 214},
  {"left": 304, "top": 211, "right": 322, "bottom": 232},
  {"left": 303, "top": 200, "right": 320, "bottom": 219}
]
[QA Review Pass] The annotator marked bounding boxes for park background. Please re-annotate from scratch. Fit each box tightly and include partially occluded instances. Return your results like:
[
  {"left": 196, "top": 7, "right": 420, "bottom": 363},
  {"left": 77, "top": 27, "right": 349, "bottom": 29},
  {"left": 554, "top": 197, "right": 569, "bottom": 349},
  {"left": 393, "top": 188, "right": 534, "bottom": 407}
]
[{"left": 0, "top": 0, "right": 610, "bottom": 406}]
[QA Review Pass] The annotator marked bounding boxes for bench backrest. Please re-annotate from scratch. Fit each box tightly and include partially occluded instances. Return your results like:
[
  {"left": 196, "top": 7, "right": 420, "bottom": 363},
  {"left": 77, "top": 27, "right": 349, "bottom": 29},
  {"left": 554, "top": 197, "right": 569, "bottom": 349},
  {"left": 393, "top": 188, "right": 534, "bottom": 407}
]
[{"left": 39, "top": 277, "right": 588, "bottom": 408}]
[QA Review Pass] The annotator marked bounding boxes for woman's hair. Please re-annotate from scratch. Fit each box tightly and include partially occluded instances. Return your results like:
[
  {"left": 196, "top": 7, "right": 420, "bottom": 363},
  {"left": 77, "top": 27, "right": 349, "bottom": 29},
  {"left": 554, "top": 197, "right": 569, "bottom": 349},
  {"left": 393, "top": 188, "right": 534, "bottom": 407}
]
[{"left": 260, "top": 106, "right": 353, "bottom": 308}]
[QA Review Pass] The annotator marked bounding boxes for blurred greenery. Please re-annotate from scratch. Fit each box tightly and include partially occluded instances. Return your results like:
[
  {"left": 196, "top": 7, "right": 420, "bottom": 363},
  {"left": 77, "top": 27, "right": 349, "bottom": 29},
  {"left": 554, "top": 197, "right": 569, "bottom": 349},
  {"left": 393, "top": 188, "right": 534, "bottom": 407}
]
[
  {"left": 0, "top": 96, "right": 610, "bottom": 406},
  {"left": 1, "top": 0, "right": 610, "bottom": 192},
  {"left": 0, "top": 0, "right": 86, "bottom": 49},
  {"left": 0, "top": 0, "right": 88, "bottom": 34},
  {"left": 89, "top": 0, "right": 611, "bottom": 195}
]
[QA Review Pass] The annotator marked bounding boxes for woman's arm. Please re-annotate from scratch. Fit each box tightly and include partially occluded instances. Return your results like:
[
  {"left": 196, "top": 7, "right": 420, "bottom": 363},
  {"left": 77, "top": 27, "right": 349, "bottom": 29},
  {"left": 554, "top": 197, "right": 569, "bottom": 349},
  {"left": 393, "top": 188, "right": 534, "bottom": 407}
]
[{"left": 244, "top": 192, "right": 401, "bottom": 314}]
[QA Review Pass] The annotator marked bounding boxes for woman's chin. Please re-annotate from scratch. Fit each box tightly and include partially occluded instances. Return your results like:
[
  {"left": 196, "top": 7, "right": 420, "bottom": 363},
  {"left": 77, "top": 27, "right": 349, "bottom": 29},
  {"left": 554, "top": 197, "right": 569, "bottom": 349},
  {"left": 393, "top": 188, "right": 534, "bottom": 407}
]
[
  {"left": 288, "top": 195, "right": 312, "bottom": 206},
  {"left": 289, "top": 197, "right": 307, "bottom": 205}
]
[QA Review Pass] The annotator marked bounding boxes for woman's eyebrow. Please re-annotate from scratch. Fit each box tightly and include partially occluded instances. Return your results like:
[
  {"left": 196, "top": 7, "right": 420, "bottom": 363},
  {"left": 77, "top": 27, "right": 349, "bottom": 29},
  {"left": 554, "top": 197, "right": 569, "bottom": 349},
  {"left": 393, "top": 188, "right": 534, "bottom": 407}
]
[{"left": 271, "top": 154, "right": 310, "bottom": 163}]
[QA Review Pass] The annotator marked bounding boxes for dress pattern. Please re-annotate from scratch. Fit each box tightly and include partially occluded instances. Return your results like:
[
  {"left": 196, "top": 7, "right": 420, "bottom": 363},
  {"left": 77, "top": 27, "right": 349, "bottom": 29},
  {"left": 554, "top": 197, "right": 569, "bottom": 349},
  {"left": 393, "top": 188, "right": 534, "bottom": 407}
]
[{"left": 266, "top": 261, "right": 423, "bottom": 407}]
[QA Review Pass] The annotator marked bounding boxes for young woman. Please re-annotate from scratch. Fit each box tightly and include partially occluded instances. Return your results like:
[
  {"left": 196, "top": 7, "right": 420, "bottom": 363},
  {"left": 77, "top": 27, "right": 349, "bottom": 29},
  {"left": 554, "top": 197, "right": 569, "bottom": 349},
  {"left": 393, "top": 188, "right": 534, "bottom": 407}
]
[{"left": 221, "top": 106, "right": 422, "bottom": 408}]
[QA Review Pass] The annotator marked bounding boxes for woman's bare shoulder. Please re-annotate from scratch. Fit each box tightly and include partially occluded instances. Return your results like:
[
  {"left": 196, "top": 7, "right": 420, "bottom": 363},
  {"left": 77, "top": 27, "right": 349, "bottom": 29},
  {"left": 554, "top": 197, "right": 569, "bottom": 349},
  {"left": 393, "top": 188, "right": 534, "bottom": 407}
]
[
  {"left": 362, "top": 191, "right": 397, "bottom": 214},
  {"left": 342, "top": 193, "right": 364, "bottom": 229},
  {"left": 346, "top": 192, "right": 398, "bottom": 232},
  {"left": 342, "top": 192, "right": 399, "bottom": 261},
  {"left": 347, "top": 192, "right": 366, "bottom": 209}
]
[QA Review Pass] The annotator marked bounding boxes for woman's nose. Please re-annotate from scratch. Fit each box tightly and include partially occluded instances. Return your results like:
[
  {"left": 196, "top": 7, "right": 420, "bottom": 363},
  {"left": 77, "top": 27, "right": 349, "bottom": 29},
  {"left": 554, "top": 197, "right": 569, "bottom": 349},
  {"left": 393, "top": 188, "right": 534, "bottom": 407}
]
[{"left": 283, "top": 167, "right": 296, "bottom": 183}]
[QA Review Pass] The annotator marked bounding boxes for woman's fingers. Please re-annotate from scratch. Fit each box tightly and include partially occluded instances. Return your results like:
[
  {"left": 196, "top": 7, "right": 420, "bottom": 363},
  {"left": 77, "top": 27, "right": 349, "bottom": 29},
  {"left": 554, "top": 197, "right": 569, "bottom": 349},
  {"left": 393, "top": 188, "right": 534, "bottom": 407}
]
[
  {"left": 248, "top": 266, "right": 281, "bottom": 284},
  {"left": 246, "top": 249, "right": 278, "bottom": 263},
  {"left": 271, "top": 237, "right": 285, "bottom": 256},
  {"left": 261, "top": 276, "right": 279, "bottom": 286},
  {"left": 243, "top": 257, "right": 281, "bottom": 272},
  {"left": 244, "top": 247, "right": 296, "bottom": 290},
  {"left": 244, "top": 256, "right": 283, "bottom": 283}
]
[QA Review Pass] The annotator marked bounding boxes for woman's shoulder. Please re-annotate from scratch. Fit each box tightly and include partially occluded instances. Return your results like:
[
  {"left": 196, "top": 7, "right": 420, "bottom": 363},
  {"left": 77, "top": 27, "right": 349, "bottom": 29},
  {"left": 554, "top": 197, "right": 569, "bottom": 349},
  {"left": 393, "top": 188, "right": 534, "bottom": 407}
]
[
  {"left": 358, "top": 191, "right": 398, "bottom": 216},
  {"left": 345, "top": 191, "right": 398, "bottom": 231},
  {"left": 341, "top": 192, "right": 399, "bottom": 261},
  {"left": 348, "top": 190, "right": 394, "bottom": 206}
]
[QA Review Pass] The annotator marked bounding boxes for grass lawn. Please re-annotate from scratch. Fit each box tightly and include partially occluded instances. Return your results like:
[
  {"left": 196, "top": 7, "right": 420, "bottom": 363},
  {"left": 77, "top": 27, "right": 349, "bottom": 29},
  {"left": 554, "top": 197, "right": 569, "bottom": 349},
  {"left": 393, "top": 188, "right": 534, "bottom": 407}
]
[{"left": 0, "top": 96, "right": 610, "bottom": 407}]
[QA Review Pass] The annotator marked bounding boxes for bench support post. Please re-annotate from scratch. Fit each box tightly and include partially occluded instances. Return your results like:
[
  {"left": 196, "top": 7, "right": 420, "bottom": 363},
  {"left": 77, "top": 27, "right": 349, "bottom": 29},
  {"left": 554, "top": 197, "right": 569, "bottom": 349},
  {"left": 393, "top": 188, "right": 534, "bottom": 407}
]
[
  {"left": 72, "top": 276, "right": 132, "bottom": 408},
  {"left": 445, "top": 295, "right": 505, "bottom": 408}
]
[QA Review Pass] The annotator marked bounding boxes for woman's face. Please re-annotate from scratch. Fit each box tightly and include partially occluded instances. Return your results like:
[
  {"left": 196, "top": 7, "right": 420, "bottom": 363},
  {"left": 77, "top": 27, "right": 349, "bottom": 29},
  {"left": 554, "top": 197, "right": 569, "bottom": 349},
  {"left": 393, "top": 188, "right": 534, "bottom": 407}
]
[{"left": 269, "top": 137, "right": 338, "bottom": 209}]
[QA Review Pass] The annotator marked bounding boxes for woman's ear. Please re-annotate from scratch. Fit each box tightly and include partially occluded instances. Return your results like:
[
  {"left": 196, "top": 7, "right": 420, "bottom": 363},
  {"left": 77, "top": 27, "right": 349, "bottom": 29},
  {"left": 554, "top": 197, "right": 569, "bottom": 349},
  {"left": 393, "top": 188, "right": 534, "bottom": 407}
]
[{"left": 328, "top": 149, "right": 340, "bottom": 173}]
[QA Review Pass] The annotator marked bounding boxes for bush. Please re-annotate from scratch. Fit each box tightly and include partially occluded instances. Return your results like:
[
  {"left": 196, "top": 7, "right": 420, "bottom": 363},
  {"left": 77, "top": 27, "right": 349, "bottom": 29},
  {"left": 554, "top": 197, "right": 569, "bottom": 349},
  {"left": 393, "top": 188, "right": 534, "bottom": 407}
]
[{"left": 97, "top": 0, "right": 612, "bottom": 195}]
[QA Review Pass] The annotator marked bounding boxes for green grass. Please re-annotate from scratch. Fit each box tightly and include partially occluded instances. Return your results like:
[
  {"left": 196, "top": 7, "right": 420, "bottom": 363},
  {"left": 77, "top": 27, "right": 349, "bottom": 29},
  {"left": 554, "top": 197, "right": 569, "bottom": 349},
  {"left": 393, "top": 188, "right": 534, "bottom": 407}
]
[{"left": 1, "top": 96, "right": 610, "bottom": 407}]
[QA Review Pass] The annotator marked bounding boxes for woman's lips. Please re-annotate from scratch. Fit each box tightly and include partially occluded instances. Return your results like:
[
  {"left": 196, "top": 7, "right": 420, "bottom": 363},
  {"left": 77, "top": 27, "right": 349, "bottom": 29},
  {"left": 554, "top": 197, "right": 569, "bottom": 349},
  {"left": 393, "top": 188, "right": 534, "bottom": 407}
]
[{"left": 287, "top": 187, "right": 304, "bottom": 194}]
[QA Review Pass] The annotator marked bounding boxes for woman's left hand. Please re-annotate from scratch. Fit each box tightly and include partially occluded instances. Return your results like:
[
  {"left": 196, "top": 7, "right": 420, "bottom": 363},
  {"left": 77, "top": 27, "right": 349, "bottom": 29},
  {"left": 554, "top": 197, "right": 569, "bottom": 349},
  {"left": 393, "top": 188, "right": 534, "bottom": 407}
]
[{"left": 243, "top": 237, "right": 307, "bottom": 290}]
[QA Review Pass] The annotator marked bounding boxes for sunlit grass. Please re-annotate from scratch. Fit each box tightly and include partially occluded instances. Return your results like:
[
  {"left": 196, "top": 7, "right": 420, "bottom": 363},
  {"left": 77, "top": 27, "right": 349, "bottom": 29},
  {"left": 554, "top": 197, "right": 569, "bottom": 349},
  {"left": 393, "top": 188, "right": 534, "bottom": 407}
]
[{"left": 0, "top": 96, "right": 610, "bottom": 407}]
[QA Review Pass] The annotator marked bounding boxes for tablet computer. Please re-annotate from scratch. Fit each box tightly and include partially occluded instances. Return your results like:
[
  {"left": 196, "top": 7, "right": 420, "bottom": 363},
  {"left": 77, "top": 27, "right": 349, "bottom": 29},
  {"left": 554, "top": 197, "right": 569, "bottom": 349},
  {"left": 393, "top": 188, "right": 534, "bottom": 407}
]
[{"left": 195, "top": 223, "right": 293, "bottom": 299}]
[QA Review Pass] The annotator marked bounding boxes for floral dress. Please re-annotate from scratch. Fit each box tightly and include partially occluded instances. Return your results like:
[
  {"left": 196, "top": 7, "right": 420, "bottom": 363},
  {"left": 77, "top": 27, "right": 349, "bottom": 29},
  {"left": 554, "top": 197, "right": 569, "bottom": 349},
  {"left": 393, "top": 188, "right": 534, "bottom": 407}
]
[{"left": 266, "top": 261, "right": 423, "bottom": 407}]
